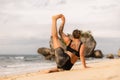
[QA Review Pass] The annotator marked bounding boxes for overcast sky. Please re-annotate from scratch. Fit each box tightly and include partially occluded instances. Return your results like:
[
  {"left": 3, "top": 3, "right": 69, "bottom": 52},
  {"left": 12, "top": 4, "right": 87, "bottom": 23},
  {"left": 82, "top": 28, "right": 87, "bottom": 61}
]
[{"left": 0, "top": 0, "right": 120, "bottom": 55}]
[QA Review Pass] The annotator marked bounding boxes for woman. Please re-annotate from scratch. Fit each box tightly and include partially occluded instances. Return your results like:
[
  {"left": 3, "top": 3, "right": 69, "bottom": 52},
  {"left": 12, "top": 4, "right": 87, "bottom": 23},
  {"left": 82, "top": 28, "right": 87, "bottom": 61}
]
[{"left": 46, "top": 14, "right": 87, "bottom": 73}]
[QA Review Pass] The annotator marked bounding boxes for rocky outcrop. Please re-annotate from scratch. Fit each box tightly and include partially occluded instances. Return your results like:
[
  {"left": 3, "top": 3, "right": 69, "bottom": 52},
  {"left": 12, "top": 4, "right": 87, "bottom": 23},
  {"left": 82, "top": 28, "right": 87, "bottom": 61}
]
[
  {"left": 37, "top": 47, "right": 55, "bottom": 60},
  {"left": 81, "top": 31, "right": 96, "bottom": 57},
  {"left": 37, "top": 31, "right": 98, "bottom": 60},
  {"left": 93, "top": 50, "right": 103, "bottom": 58},
  {"left": 106, "top": 54, "right": 114, "bottom": 59}
]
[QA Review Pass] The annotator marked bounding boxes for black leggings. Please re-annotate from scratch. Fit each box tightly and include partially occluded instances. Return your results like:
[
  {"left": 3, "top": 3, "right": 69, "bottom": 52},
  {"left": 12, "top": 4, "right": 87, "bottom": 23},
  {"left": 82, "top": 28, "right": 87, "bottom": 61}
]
[{"left": 55, "top": 47, "right": 73, "bottom": 70}]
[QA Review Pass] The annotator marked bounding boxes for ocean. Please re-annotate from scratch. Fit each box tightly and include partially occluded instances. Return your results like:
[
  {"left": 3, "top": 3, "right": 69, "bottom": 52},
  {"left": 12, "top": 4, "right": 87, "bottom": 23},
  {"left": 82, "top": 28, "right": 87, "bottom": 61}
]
[
  {"left": 0, "top": 54, "right": 109, "bottom": 77},
  {"left": 0, "top": 55, "right": 56, "bottom": 76}
]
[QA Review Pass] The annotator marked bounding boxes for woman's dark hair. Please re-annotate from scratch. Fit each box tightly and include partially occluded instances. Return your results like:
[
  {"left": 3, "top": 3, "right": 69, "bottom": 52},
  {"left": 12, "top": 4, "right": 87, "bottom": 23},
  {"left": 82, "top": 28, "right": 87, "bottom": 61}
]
[{"left": 72, "top": 29, "right": 81, "bottom": 39}]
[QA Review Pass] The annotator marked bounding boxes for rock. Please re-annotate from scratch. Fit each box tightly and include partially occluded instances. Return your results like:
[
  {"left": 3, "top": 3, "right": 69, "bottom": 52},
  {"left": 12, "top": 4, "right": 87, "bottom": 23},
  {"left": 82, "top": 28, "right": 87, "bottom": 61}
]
[
  {"left": 37, "top": 31, "right": 97, "bottom": 60},
  {"left": 118, "top": 49, "right": 120, "bottom": 57},
  {"left": 81, "top": 31, "right": 96, "bottom": 57},
  {"left": 37, "top": 47, "right": 55, "bottom": 60},
  {"left": 106, "top": 54, "right": 114, "bottom": 59},
  {"left": 93, "top": 50, "right": 103, "bottom": 58}
]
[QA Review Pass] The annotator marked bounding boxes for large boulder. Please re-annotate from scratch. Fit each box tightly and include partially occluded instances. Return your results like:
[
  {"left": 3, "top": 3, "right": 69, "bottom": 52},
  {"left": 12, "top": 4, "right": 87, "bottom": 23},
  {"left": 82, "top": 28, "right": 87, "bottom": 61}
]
[
  {"left": 37, "top": 31, "right": 97, "bottom": 60},
  {"left": 81, "top": 31, "right": 96, "bottom": 57},
  {"left": 37, "top": 47, "right": 54, "bottom": 60}
]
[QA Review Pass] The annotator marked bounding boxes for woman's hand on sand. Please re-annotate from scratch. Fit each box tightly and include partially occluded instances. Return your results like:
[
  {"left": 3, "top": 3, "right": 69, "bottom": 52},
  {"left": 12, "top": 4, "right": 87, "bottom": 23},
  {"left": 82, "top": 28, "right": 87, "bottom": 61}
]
[{"left": 82, "top": 66, "right": 91, "bottom": 69}]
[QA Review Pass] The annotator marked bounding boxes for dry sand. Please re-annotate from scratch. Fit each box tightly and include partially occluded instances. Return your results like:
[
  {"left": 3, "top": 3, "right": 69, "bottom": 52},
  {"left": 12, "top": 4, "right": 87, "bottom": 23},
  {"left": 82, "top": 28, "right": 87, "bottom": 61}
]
[{"left": 1, "top": 59, "right": 120, "bottom": 80}]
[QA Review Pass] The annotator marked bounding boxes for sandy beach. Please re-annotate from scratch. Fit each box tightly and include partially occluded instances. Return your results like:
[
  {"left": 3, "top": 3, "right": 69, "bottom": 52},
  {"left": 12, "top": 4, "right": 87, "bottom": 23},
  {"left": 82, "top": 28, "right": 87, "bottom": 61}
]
[{"left": 1, "top": 59, "right": 120, "bottom": 80}]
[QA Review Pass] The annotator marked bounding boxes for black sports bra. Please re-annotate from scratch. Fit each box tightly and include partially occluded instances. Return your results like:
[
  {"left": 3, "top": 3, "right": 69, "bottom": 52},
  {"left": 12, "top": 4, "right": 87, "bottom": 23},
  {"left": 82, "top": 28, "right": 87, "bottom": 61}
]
[{"left": 66, "top": 40, "right": 82, "bottom": 57}]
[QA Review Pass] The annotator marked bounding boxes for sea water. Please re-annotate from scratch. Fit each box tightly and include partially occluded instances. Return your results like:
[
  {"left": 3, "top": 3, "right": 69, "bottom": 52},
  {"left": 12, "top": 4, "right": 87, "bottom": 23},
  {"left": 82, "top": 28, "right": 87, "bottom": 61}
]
[
  {"left": 0, "top": 55, "right": 107, "bottom": 77},
  {"left": 95, "top": 37, "right": 120, "bottom": 54},
  {"left": 0, "top": 55, "right": 56, "bottom": 76}
]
